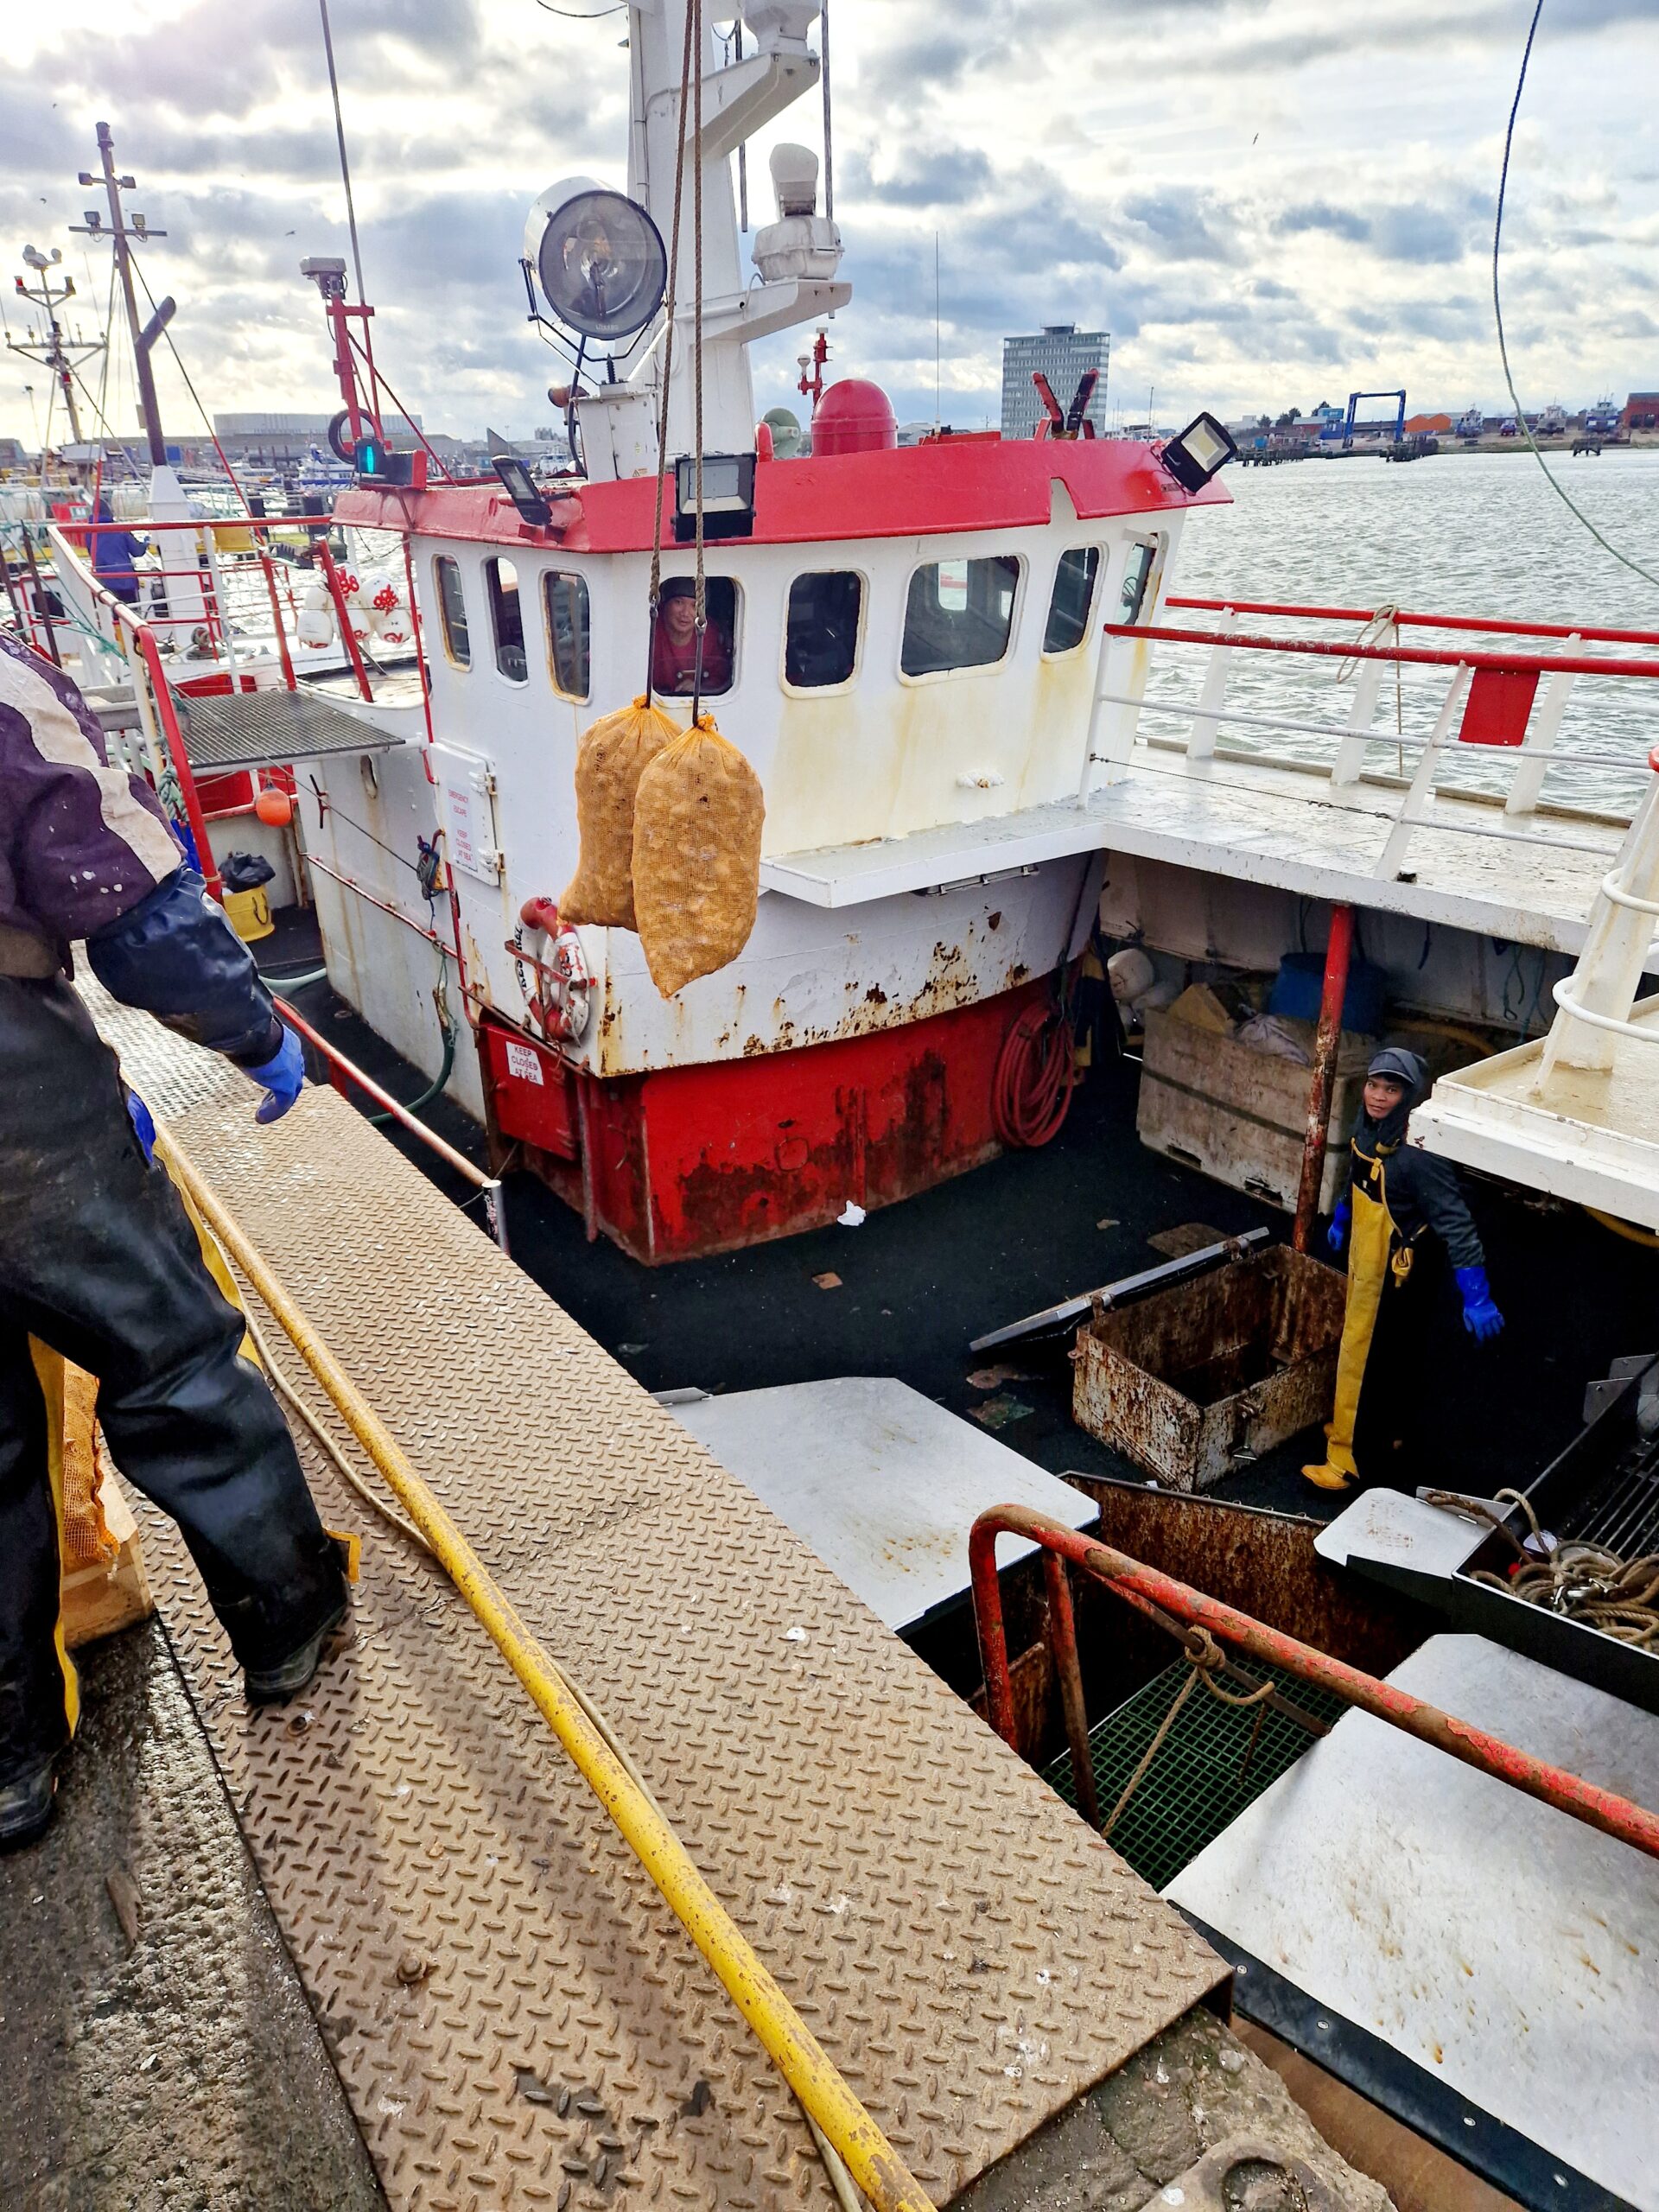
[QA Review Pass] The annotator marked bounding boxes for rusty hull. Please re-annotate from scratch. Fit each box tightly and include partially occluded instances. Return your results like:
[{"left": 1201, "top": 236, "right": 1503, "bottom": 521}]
[{"left": 1072, "top": 1246, "right": 1347, "bottom": 1490}]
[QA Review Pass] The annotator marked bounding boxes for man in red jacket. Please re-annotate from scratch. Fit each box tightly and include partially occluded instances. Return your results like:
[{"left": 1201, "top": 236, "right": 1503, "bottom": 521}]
[
  {"left": 650, "top": 577, "right": 732, "bottom": 696},
  {"left": 0, "top": 632, "right": 348, "bottom": 1849}
]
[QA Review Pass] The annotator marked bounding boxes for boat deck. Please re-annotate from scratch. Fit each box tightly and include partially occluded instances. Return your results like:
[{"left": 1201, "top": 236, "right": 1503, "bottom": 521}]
[
  {"left": 764, "top": 744, "right": 1627, "bottom": 957},
  {"left": 84, "top": 984, "right": 1225, "bottom": 2212}
]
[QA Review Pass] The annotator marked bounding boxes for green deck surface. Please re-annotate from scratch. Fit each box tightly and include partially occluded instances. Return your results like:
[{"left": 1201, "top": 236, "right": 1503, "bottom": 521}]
[{"left": 1047, "top": 1658, "right": 1348, "bottom": 1893}]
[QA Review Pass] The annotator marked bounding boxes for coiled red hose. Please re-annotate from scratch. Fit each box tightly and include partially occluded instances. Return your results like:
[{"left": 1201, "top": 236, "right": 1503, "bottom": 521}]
[{"left": 992, "top": 1001, "right": 1075, "bottom": 1147}]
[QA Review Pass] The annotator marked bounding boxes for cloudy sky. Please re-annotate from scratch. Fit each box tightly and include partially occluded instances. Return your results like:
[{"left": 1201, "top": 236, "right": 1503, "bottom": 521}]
[{"left": 3, "top": 0, "right": 1657, "bottom": 448}]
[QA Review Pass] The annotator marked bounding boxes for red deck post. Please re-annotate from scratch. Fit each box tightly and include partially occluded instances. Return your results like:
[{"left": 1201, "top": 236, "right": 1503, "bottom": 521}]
[
  {"left": 969, "top": 1506, "right": 1659, "bottom": 1862},
  {"left": 1293, "top": 902, "right": 1354, "bottom": 1252}
]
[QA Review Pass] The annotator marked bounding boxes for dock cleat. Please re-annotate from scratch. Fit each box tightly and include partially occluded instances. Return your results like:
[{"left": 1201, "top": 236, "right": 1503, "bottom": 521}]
[
  {"left": 0, "top": 1760, "right": 57, "bottom": 1852},
  {"left": 1300, "top": 1459, "right": 1356, "bottom": 1493}
]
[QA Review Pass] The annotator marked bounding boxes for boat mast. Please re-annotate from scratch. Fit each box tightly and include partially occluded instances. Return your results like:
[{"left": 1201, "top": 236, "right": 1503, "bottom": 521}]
[
  {"left": 70, "top": 122, "right": 172, "bottom": 467},
  {"left": 5, "top": 251, "right": 104, "bottom": 449}
]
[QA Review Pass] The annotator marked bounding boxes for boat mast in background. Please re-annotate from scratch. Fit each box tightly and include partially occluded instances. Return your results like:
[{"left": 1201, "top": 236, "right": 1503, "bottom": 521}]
[
  {"left": 70, "top": 123, "right": 170, "bottom": 467},
  {"left": 4, "top": 247, "right": 104, "bottom": 450}
]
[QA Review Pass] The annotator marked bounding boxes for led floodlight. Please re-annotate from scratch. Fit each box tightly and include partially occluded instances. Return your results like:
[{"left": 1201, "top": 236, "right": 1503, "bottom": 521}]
[
  {"left": 493, "top": 454, "right": 553, "bottom": 528},
  {"left": 1158, "top": 412, "right": 1237, "bottom": 493}
]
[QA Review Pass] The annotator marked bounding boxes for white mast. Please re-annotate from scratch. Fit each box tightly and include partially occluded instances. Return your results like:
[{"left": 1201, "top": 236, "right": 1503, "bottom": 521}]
[{"left": 575, "top": 1, "right": 849, "bottom": 479}]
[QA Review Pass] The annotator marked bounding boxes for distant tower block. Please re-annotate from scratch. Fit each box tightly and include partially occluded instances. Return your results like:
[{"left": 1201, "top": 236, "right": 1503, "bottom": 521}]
[{"left": 1001, "top": 324, "right": 1109, "bottom": 440}]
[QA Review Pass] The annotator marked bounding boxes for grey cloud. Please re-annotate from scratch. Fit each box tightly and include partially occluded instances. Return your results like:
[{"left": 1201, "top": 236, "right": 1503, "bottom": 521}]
[
  {"left": 1370, "top": 204, "right": 1475, "bottom": 264},
  {"left": 1122, "top": 189, "right": 1241, "bottom": 264},
  {"left": 1275, "top": 202, "right": 1371, "bottom": 243}
]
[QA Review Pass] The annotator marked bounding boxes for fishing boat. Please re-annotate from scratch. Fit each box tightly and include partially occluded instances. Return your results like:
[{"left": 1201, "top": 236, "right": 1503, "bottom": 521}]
[{"left": 8, "top": 9, "right": 1659, "bottom": 2209}]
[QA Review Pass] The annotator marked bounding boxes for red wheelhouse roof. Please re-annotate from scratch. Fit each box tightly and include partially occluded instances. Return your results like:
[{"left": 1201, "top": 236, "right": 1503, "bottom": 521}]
[{"left": 334, "top": 432, "right": 1230, "bottom": 552}]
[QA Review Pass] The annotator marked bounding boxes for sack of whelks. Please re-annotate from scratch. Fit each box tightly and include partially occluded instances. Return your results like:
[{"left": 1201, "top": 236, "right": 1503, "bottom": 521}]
[
  {"left": 632, "top": 714, "right": 765, "bottom": 998},
  {"left": 559, "top": 696, "right": 683, "bottom": 931}
]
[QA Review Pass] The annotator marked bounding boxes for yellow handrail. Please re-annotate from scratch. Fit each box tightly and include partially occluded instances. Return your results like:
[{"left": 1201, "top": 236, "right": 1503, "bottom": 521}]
[{"left": 155, "top": 1131, "right": 934, "bottom": 2212}]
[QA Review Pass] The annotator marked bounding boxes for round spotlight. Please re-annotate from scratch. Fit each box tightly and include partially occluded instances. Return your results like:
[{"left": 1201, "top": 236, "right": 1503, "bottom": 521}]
[{"left": 524, "top": 179, "right": 668, "bottom": 344}]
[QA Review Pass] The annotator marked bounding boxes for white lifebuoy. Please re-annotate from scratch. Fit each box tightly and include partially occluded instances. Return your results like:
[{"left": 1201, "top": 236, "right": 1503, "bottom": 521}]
[{"left": 514, "top": 896, "right": 591, "bottom": 1045}]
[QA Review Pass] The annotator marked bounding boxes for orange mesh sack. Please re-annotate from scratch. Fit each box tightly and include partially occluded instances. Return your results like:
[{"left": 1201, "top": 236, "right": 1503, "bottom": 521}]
[
  {"left": 632, "top": 715, "right": 766, "bottom": 997},
  {"left": 559, "top": 696, "right": 683, "bottom": 931}
]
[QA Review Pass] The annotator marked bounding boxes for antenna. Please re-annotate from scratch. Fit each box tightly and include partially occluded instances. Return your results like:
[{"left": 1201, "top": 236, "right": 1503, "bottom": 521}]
[
  {"left": 318, "top": 0, "right": 368, "bottom": 308},
  {"left": 934, "top": 232, "right": 940, "bottom": 427}
]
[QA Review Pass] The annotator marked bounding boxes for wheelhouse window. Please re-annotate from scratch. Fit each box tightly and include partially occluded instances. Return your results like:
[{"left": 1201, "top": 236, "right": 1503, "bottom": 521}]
[
  {"left": 434, "top": 555, "right": 470, "bottom": 668},
  {"left": 784, "top": 569, "right": 862, "bottom": 689},
  {"left": 486, "top": 555, "right": 526, "bottom": 682},
  {"left": 651, "top": 575, "right": 738, "bottom": 698},
  {"left": 900, "top": 554, "right": 1020, "bottom": 677},
  {"left": 1042, "top": 546, "right": 1102, "bottom": 655},
  {"left": 543, "top": 570, "right": 590, "bottom": 701},
  {"left": 1116, "top": 539, "right": 1159, "bottom": 627}
]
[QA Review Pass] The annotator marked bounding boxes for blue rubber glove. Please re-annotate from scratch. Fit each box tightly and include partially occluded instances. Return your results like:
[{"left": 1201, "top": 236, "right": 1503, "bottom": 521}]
[
  {"left": 1455, "top": 1264, "right": 1504, "bottom": 1342},
  {"left": 125, "top": 1088, "right": 156, "bottom": 1164},
  {"left": 245, "top": 1023, "right": 305, "bottom": 1124},
  {"left": 1326, "top": 1198, "right": 1351, "bottom": 1256}
]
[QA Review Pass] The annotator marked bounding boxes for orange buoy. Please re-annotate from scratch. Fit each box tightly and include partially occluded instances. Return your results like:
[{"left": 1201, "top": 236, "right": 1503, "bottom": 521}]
[{"left": 254, "top": 785, "right": 295, "bottom": 827}]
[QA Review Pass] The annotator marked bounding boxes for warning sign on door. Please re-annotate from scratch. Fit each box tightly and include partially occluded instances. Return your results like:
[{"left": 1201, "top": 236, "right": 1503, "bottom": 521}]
[{"left": 505, "top": 1039, "right": 545, "bottom": 1085}]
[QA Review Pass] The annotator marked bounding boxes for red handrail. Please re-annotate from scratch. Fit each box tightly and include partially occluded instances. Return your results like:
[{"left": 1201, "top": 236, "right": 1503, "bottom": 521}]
[
  {"left": 969, "top": 1504, "right": 1659, "bottom": 1861},
  {"left": 1112, "top": 620, "right": 1659, "bottom": 681},
  {"left": 1167, "top": 595, "right": 1659, "bottom": 651}
]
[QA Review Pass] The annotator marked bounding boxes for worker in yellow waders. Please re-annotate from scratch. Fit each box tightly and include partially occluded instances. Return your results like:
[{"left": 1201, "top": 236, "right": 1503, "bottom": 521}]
[{"left": 1304, "top": 1047, "right": 1503, "bottom": 1494}]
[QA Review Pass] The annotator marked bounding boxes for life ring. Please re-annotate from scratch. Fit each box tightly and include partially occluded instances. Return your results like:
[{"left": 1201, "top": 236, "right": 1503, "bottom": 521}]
[{"left": 513, "top": 895, "right": 592, "bottom": 1044}]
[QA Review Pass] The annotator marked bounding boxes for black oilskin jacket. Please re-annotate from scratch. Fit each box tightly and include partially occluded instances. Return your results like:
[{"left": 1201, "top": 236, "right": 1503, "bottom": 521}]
[{"left": 1340, "top": 1046, "right": 1485, "bottom": 1271}]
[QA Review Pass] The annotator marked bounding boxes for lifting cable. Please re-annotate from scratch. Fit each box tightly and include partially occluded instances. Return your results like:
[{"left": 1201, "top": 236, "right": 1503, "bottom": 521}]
[
  {"left": 1493, "top": 0, "right": 1659, "bottom": 596},
  {"left": 155, "top": 1128, "right": 930, "bottom": 2212},
  {"left": 643, "top": 0, "right": 698, "bottom": 703}
]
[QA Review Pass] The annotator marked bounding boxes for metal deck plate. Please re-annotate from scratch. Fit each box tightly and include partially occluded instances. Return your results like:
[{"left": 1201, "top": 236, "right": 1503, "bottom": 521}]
[
  {"left": 1168, "top": 1634, "right": 1659, "bottom": 2209},
  {"left": 668, "top": 1378, "right": 1096, "bottom": 1634},
  {"left": 89, "top": 987, "right": 1224, "bottom": 2212},
  {"left": 174, "top": 685, "right": 405, "bottom": 771}
]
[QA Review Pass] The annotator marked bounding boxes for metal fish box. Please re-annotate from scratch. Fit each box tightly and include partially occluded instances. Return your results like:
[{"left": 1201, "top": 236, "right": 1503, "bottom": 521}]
[{"left": 1072, "top": 1244, "right": 1347, "bottom": 1490}]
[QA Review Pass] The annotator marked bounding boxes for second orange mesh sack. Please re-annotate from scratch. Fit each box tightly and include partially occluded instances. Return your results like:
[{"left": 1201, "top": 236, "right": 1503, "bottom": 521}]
[
  {"left": 559, "top": 696, "right": 683, "bottom": 930},
  {"left": 632, "top": 715, "right": 766, "bottom": 997}
]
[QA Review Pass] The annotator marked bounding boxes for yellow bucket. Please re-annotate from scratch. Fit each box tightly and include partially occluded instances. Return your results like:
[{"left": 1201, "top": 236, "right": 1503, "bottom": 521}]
[{"left": 222, "top": 885, "right": 274, "bottom": 942}]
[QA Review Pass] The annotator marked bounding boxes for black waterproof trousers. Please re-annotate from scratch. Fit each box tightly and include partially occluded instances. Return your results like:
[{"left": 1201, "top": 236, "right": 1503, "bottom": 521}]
[{"left": 0, "top": 976, "right": 342, "bottom": 1785}]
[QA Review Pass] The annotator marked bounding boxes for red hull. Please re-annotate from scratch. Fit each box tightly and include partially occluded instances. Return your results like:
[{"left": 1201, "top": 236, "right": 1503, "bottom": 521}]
[{"left": 480, "top": 979, "right": 1051, "bottom": 1264}]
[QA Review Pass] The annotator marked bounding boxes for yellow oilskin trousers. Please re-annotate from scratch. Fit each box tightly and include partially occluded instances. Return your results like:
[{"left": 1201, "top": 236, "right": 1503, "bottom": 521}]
[{"left": 1306, "top": 1146, "right": 1408, "bottom": 1489}]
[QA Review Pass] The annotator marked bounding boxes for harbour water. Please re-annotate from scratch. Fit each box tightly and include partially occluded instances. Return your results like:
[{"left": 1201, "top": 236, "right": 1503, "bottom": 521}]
[{"left": 1152, "top": 447, "right": 1659, "bottom": 816}]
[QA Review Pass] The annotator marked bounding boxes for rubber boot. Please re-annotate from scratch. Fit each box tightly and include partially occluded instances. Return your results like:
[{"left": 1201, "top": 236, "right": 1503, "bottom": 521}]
[
  {"left": 1301, "top": 1459, "right": 1356, "bottom": 1493},
  {"left": 0, "top": 1760, "right": 56, "bottom": 1851}
]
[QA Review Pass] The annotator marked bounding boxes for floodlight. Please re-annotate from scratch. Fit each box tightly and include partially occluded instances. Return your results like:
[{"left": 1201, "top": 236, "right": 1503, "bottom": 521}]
[
  {"left": 673, "top": 451, "right": 755, "bottom": 543},
  {"left": 493, "top": 454, "right": 552, "bottom": 527},
  {"left": 1158, "top": 412, "right": 1236, "bottom": 493},
  {"left": 524, "top": 178, "right": 667, "bottom": 342}
]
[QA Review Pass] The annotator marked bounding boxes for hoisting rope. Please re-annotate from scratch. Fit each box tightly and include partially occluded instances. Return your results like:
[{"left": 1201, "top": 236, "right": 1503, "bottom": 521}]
[
  {"left": 1463, "top": 1484, "right": 1659, "bottom": 1648},
  {"left": 644, "top": 0, "right": 698, "bottom": 702},
  {"left": 690, "top": 0, "right": 709, "bottom": 720},
  {"left": 154, "top": 1129, "right": 928, "bottom": 2212},
  {"left": 1098, "top": 1626, "right": 1281, "bottom": 1842}
]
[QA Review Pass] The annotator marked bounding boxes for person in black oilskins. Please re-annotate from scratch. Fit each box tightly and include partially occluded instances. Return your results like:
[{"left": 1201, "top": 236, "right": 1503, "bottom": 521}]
[
  {"left": 0, "top": 629, "right": 349, "bottom": 1851},
  {"left": 1304, "top": 1046, "right": 1504, "bottom": 1493}
]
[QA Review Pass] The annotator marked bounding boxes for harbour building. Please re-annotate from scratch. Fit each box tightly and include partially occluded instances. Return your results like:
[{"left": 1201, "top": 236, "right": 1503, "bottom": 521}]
[{"left": 1000, "top": 323, "right": 1109, "bottom": 438}]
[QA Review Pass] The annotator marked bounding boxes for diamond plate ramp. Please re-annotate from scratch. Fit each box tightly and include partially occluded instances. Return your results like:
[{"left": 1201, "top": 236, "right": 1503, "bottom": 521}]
[{"left": 89, "top": 987, "right": 1225, "bottom": 2212}]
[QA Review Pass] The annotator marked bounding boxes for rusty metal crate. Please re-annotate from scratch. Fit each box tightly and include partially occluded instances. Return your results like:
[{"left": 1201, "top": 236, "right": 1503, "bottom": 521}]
[{"left": 1072, "top": 1245, "right": 1346, "bottom": 1490}]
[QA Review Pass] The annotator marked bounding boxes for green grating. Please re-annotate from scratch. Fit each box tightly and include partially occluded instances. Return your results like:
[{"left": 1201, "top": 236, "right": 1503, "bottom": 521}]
[{"left": 1046, "top": 1658, "right": 1350, "bottom": 1894}]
